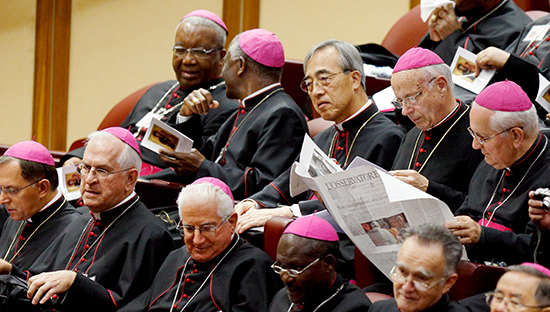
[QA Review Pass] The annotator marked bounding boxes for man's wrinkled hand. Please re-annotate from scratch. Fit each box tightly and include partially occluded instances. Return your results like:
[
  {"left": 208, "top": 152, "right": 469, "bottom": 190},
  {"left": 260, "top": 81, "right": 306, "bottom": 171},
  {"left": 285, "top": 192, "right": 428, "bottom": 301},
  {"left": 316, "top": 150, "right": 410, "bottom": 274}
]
[
  {"left": 236, "top": 207, "right": 293, "bottom": 234},
  {"left": 28, "top": 271, "right": 76, "bottom": 305},
  {"left": 158, "top": 148, "right": 205, "bottom": 176},
  {"left": 444, "top": 215, "right": 481, "bottom": 246},
  {"left": 390, "top": 170, "right": 429, "bottom": 192},
  {"left": 428, "top": 4, "right": 461, "bottom": 41},
  {"left": 475, "top": 47, "right": 510, "bottom": 76},
  {"left": 179, "top": 89, "right": 219, "bottom": 116}
]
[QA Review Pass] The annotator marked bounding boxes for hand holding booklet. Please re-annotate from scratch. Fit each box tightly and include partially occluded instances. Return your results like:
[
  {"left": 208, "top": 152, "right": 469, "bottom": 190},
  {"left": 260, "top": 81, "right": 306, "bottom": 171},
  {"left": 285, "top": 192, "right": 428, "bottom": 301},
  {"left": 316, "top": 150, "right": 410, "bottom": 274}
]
[
  {"left": 291, "top": 136, "right": 461, "bottom": 278},
  {"left": 140, "top": 117, "right": 193, "bottom": 154}
]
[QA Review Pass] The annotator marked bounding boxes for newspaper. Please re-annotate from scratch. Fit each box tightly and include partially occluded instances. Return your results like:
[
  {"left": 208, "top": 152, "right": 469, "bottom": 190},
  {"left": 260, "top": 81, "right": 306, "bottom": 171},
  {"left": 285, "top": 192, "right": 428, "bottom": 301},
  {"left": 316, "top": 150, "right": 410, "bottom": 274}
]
[{"left": 295, "top": 156, "right": 457, "bottom": 278}]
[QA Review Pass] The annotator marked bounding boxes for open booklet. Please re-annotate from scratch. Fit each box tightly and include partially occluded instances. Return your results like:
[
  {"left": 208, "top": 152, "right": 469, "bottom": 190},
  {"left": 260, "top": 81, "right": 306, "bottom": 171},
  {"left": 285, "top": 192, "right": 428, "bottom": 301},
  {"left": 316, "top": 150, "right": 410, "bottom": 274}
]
[
  {"left": 291, "top": 135, "right": 459, "bottom": 278},
  {"left": 450, "top": 47, "right": 495, "bottom": 94},
  {"left": 57, "top": 165, "right": 82, "bottom": 201},
  {"left": 141, "top": 117, "right": 193, "bottom": 155}
]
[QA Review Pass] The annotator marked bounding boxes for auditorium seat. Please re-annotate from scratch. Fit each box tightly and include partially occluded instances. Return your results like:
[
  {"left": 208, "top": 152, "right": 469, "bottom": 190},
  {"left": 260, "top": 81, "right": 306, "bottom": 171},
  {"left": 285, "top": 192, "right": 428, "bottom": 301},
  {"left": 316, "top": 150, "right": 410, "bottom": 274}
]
[
  {"left": 264, "top": 216, "right": 295, "bottom": 260},
  {"left": 381, "top": 5, "right": 428, "bottom": 57}
]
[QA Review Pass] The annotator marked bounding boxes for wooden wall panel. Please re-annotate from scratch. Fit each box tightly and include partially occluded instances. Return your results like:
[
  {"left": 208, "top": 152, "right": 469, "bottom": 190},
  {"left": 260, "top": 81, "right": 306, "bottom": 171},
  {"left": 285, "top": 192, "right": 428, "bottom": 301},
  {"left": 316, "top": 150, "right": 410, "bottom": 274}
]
[
  {"left": 32, "top": 0, "right": 71, "bottom": 151},
  {"left": 223, "top": 0, "right": 260, "bottom": 47}
]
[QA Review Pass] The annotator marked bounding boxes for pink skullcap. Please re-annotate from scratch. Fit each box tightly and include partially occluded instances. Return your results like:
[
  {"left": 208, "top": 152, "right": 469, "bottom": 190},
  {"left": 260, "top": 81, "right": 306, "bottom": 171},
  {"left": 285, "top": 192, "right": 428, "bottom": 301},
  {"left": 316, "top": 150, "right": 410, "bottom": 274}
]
[
  {"left": 520, "top": 263, "right": 550, "bottom": 279},
  {"left": 239, "top": 29, "right": 285, "bottom": 68},
  {"left": 182, "top": 10, "right": 228, "bottom": 34},
  {"left": 284, "top": 214, "right": 338, "bottom": 241},
  {"left": 4, "top": 141, "right": 55, "bottom": 167},
  {"left": 474, "top": 80, "right": 532, "bottom": 112},
  {"left": 101, "top": 127, "right": 142, "bottom": 158},
  {"left": 191, "top": 177, "right": 234, "bottom": 202},
  {"left": 393, "top": 47, "right": 444, "bottom": 74}
]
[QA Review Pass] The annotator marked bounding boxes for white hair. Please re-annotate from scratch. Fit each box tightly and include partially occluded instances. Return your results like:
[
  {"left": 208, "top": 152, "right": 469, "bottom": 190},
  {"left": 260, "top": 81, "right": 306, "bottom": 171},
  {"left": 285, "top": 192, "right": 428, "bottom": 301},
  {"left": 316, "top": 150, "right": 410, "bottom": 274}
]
[
  {"left": 177, "top": 182, "right": 234, "bottom": 219},
  {"left": 176, "top": 16, "right": 226, "bottom": 47},
  {"left": 86, "top": 131, "right": 142, "bottom": 175},
  {"left": 472, "top": 102, "right": 539, "bottom": 139}
]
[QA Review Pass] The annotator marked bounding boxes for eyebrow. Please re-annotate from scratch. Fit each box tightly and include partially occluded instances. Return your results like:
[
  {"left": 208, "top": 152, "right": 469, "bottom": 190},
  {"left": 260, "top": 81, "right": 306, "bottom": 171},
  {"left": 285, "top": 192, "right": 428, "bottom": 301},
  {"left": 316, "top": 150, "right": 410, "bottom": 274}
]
[
  {"left": 395, "top": 262, "right": 435, "bottom": 278},
  {"left": 303, "top": 69, "right": 332, "bottom": 81}
]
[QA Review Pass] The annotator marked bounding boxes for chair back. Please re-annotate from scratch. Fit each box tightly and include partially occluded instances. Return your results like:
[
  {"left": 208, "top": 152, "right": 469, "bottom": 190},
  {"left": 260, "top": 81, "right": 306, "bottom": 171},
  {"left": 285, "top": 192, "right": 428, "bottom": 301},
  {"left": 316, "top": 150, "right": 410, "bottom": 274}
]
[
  {"left": 381, "top": 5, "right": 428, "bottom": 56},
  {"left": 264, "top": 216, "right": 295, "bottom": 261}
]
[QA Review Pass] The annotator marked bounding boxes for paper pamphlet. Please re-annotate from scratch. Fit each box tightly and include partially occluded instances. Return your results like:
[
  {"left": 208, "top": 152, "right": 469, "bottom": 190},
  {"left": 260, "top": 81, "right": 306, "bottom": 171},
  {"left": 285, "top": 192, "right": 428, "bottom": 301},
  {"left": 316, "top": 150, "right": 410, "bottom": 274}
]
[
  {"left": 372, "top": 86, "right": 396, "bottom": 113},
  {"left": 141, "top": 117, "right": 193, "bottom": 154},
  {"left": 450, "top": 47, "right": 495, "bottom": 94},
  {"left": 292, "top": 148, "right": 458, "bottom": 278},
  {"left": 536, "top": 73, "right": 550, "bottom": 113},
  {"left": 57, "top": 165, "right": 82, "bottom": 201},
  {"left": 289, "top": 135, "right": 342, "bottom": 197}
]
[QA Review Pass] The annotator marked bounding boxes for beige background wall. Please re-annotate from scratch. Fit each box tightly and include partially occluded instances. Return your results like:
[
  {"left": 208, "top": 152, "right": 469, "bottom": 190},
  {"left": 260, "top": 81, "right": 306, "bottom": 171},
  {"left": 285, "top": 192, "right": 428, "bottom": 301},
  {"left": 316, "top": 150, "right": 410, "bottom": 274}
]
[{"left": 0, "top": 0, "right": 408, "bottom": 150}]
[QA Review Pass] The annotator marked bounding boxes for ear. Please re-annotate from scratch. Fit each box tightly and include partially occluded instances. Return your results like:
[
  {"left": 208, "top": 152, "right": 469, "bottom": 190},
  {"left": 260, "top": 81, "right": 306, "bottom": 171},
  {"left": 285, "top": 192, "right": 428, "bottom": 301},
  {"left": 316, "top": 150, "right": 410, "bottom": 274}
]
[
  {"left": 442, "top": 273, "right": 458, "bottom": 294},
  {"left": 510, "top": 127, "right": 524, "bottom": 149},
  {"left": 125, "top": 168, "right": 139, "bottom": 192},
  {"left": 227, "top": 212, "right": 238, "bottom": 232},
  {"left": 236, "top": 57, "right": 246, "bottom": 76},
  {"left": 350, "top": 70, "right": 362, "bottom": 91},
  {"left": 322, "top": 254, "right": 337, "bottom": 272},
  {"left": 219, "top": 49, "right": 227, "bottom": 66},
  {"left": 36, "top": 179, "right": 51, "bottom": 198},
  {"left": 433, "top": 75, "right": 448, "bottom": 92}
]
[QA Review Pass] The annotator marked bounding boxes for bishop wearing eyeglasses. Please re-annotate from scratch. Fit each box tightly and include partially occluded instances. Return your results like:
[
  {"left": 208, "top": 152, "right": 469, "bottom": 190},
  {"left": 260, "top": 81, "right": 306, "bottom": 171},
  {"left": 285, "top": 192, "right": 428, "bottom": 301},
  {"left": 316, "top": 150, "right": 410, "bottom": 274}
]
[{"left": 119, "top": 177, "right": 282, "bottom": 312}]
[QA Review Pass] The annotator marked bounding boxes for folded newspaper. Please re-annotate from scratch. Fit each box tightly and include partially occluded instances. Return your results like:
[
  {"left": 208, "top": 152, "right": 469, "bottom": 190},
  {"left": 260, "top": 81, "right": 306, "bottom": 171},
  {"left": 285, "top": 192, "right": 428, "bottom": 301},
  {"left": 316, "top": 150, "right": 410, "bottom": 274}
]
[{"left": 291, "top": 135, "right": 458, "bottom": 278}]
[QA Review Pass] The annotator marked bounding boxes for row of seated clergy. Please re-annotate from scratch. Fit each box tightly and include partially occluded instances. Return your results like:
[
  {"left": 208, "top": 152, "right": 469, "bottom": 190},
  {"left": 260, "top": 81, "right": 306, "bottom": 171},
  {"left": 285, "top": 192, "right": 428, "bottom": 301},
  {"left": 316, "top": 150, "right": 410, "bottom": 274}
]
[
  {"left": 62, "top": 11, "right": 309, "bottom": 201},
  {"left": 0, "top": 128, "right": 177, "bottom": 312}
]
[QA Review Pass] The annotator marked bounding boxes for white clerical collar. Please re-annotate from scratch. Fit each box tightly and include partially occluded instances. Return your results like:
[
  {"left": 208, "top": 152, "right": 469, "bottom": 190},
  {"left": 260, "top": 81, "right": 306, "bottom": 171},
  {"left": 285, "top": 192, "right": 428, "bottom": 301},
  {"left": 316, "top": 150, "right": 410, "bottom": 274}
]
[
  {"left": 92, "top": 191, "right": 136, "bottom": 220},
  {"left": 241, "top": 83, "right": 281, "bottom": 105},
  {"left": 425, "top": 102, "right": 460, "bottom": 132},
  {"left": 335, "top": 99, "right": 373, "bottom": 131},
  {"left": 28, "top": 190, "right": 61, "bottom": 222}
]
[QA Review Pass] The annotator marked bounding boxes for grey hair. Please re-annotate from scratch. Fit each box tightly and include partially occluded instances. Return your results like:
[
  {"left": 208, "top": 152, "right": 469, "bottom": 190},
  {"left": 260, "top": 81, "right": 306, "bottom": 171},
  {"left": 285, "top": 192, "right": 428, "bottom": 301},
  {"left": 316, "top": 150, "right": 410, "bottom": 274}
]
[
  {"left": 177, "top": 16, "right": 226, "bottom": 47},
  {"left": 176, "top": 182, "right": 234, "bottom": 219},
  {"left": 419, "top": 63, "right": 454, "bottom": 90},
  {"left": 86, "top": 131, "right": 142, "bottom": 175},
  {"left": 480, "top": 103, "right": 539, "bottom": 140},
  {"left": 506, "top": 265, "right": 550, "bottom": 307},
  {"left": 303, "top": 39, "right": 366, "bottom": 90},
  {"left": 403, "top": 224, "right": 462, "bottom": 276},
  {"left": 227, "top": 34, "right": 283, "bottom": 85},
  {"left": 0, "top": 156, "right": 58, "bottom": 191}
]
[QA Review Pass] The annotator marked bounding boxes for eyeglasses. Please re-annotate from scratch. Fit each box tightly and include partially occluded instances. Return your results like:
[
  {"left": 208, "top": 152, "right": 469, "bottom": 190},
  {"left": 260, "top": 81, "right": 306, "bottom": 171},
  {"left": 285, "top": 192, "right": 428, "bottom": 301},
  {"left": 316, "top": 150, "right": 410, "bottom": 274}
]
[
  {"left": 271, "top": 257, "right": 321, "bottom": 277},
  {"left": 300, "top": 70, "right": 350, "bottom": 92},
  {"left": 392, "top": 77, "right": 437, "bottom": 109},
  {"left": 467, "top": 127, "right": 518, "bottom": 146},
  {"left": 176, "top": 215, "right": 231, "bottom": 237},
  {"left": 172, "top": 46, "right": 223, "bottom": 59},
  {"left": 76, "top": 163, "right": 132, "bottom": 180},
  {"left": 0, "top": 180, "right": 40, "bottom": 197},
  {"left": 486, "top": 291, "right": 548, "bottom": 310},
  {"left": 390, "top": 266, "right": 446, "bottom": 292}
]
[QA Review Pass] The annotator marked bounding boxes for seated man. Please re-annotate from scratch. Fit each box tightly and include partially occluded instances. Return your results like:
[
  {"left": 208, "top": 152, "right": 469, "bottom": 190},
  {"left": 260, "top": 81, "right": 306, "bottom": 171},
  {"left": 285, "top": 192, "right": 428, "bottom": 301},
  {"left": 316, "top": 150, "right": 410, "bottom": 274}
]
[
  {"left": 0, "top": 127, "right": 176, "bottom": 312},
  {"left": 369, "top": 224, "right": 464, "bottom": 312},
  {"left": 62, "top": 9, "right": 240, "bottom": 174},
  {"left": 269, "top": 214, "right": 372, "bottom": 312},
  {"left": 235, "top": 39, "right": 403, "bottom": 231},
  {"left": 153, "top": 29, "right": 308, "bottom": 200},
  {"left": 390, "top": 47, "right": 484, "bottom": 212},
  {"left": 0, "top": 141, "right": 80, "bottom": 270},
  {"left": 419, "top": 0, "right": 530, "bottom": 65},
  {"left": 489, "top": 263, "right": 550, "bottom": 312},
  {"left": 447, "top": 80, "right": 550, "bottom": 266},
  {"left": 120, "top": 177, "right": 282, "bottom": 312}
]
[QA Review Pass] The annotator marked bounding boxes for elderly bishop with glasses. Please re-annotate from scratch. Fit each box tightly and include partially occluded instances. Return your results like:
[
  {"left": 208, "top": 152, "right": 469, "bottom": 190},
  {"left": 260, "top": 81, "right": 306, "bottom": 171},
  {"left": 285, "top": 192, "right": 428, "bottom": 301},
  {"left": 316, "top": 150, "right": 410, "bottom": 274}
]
[
  {"left": 446, "top": 80, "right": 550, "bottom": 266},
  {"left": 269, "top": 214, "right": 372, "bottom": 312},
  {"left": 119, "top": 177, "right": 282, "bottom": 312},
  {"left": 390, "top": 47, "right": 484, "bottom": 213}
]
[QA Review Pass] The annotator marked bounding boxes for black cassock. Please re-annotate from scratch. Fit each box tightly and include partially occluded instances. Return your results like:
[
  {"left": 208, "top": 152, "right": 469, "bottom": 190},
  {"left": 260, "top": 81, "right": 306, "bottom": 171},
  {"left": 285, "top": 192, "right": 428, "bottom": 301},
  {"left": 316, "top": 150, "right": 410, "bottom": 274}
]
[
  {"left": 0, "top": 195, "right": 80, "bottom": 270},
  {"left": 269, "top": 275, "right": 371, "bottom": 312},
  {"left": 392, "top": 102, "right": 484, "bottom": 212},
  {"left": 120, "top": 236, "right": 283, "bottom": 312},
  {"left": 418, "top": 0, "right": 531, "bottom": 65},
  {"left": 250, "top": 102, "right": 404, "bottom": 214},
  {"left": 13, "top": 195, "right": 176, "bottom": 312},
  {"left": 456, "top": 133, "right": 550, "bottom": 265},
  {"left": 61, "top": 78, "right": 240, "bottom": 169},
  {"left": 193, "top": 84, "right": 309, "bottom": 200}
]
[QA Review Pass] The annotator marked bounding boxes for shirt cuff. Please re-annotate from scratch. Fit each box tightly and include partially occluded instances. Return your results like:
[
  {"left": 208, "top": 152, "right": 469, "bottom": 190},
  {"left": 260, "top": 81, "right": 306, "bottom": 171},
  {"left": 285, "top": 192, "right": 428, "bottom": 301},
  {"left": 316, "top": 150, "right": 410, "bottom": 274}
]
[
  {"left": 176, "top": 114, "right": 193, "bottom": 124},
  {"left": 289, "top": 204, "right": 302, "bottom": 218}
]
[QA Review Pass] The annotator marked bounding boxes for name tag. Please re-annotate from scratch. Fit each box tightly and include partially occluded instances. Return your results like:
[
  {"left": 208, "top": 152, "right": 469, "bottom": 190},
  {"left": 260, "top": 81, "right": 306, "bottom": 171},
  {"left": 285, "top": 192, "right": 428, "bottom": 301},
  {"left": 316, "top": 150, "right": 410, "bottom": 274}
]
[{"left": 523, "top": 25, "right": 550, "bottom": 42}]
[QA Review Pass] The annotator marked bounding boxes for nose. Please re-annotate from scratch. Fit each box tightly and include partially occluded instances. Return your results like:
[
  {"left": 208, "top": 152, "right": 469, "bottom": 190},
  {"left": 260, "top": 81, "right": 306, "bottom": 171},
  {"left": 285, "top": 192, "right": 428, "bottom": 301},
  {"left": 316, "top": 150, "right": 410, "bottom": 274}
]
[
  {"left": 400, "top": 278, "right": 417, "bottom": 292},
  {"left": 83, "top": 170, "right": 98, "bottom": 184},
  {"left": 192, "top": 230, "right": 206, "bottom": 245},
  {"left": 280, "top": 271, "right": 294, "bottom": 285},
  {"left": 310, "top": 81, "right": 326, "bottom": 96},
  {"left": 400, "top": 104, "right": 413, "bottom": 116},
  {"left": 471, "top": 137, "right": 482, "bottom": 150},
  {"left": 0, "top": 191, "right": 10, "bottom": 204},
  {"left": 492, "top": 298, "right": 508, "bottom": 312},
  {"left": 181, "top": 50, "right": 197, "bottom": 64}
]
